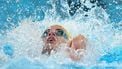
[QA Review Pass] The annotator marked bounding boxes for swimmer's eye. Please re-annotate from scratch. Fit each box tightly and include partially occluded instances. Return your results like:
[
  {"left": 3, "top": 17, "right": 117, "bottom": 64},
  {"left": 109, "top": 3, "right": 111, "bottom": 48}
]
[
  {"left": 56, "top": 29, "right": 64, "bottom": 36},
  {"left": 56, "top": 29, "right": 68, "bottom": 39},
  {"left": 42, "top": 29, "right": 50, "bottom": 38}
]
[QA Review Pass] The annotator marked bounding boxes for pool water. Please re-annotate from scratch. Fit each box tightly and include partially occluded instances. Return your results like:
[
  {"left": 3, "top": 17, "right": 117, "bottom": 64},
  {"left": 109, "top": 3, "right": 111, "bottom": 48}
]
[{"left": 0, "top": 0, "right": 122, "bottom": 69}]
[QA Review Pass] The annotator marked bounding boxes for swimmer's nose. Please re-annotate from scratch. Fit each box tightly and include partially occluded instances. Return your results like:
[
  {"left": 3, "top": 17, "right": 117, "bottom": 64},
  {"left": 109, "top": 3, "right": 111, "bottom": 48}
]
[{"left": 48, "top": 32, "right": 56, "bottom": 36}]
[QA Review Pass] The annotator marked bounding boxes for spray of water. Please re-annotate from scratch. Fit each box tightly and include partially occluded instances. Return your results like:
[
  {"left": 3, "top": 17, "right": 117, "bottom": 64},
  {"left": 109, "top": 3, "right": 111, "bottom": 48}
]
[{"left": 0, "top": 0, "right": 122, "bottom": 68}]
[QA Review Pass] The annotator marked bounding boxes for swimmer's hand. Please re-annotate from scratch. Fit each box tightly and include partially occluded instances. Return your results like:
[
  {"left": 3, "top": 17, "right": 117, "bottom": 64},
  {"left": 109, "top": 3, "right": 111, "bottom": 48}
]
[
  {"left": 69, "top": 34, "right": 86, "bottom": 50},
  {"left": 68, "top": 34, "right": 86, "bottom": 61}
]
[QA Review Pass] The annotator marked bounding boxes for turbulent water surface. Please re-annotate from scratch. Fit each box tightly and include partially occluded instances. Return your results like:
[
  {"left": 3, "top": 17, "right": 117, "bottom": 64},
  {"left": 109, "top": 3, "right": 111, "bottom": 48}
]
[{"left": 0, "top": 0, "right": 122, "bottom": 69}]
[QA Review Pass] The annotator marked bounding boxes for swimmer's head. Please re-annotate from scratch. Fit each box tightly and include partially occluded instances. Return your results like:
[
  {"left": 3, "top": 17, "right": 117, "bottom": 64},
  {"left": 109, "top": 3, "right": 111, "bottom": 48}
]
[{"left": 41, "top": 25, "right": 69, "bottom": 48}]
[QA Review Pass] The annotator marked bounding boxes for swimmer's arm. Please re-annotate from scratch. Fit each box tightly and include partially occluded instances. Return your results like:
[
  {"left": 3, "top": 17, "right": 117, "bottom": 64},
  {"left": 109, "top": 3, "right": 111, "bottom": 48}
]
[{"left": 68, "top": 34, "right": 86, "bottom": 61}]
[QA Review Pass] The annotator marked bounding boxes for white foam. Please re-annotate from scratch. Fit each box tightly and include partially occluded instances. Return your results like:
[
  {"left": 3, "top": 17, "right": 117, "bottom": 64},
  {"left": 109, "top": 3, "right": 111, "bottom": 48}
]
[{"left": 0, "top": 0, "right": 121, "bottom": 68}]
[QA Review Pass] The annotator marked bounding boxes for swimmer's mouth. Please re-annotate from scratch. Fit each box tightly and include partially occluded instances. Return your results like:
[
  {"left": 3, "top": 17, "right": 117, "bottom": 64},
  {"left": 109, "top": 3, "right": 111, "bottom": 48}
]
[{"left": 47, "top": 37, "right": 56, "bottom": 44}]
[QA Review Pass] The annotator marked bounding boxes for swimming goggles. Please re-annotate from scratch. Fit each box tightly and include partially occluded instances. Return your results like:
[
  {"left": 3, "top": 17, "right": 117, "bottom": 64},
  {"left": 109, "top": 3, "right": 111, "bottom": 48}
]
[{"left": 42, "top": 29, "right": 68, "bottom": 39}]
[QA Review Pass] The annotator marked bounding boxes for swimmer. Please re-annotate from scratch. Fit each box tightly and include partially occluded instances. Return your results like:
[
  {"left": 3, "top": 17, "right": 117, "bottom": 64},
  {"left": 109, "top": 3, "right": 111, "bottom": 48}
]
[{"left": 41, "top": 25, "right": 86, "bottom": 61}]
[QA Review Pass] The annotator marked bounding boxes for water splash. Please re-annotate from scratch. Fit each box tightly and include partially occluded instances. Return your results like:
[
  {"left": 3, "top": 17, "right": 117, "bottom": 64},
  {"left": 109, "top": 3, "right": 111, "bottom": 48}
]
[{"left": 0, "top": 0, "right": 122, "bottom": 69}]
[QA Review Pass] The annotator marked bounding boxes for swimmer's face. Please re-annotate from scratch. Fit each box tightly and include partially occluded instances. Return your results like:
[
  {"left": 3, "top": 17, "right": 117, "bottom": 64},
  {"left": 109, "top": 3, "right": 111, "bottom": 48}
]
[{"left": 42, "top": 25, "right": 68, "bottom": 48}]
